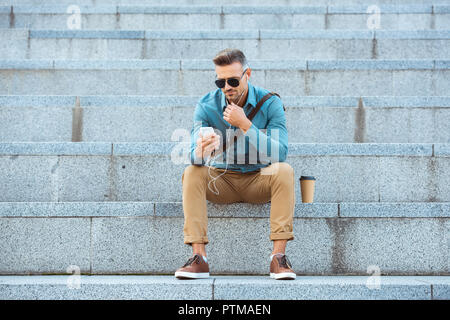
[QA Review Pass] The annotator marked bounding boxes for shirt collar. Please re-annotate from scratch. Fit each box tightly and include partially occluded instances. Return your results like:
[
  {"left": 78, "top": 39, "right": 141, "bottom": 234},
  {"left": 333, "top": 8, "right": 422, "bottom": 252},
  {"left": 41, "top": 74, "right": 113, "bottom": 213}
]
[{"left": 221, "top": 81, "right": 256, "bottom": 111}]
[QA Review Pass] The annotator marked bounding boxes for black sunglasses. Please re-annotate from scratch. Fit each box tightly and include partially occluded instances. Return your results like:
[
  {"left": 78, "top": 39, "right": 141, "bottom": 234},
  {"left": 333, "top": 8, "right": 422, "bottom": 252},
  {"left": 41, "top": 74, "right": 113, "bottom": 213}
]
[{"left": 215, "top": 69, "right": 248, "bottom": 89}]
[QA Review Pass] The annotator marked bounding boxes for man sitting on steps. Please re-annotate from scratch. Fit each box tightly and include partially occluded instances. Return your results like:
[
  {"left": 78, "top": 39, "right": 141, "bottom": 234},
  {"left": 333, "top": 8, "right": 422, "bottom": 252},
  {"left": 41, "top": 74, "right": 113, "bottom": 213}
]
[{"left": 175, "top": 48, "right": 296, "bottom": 280}]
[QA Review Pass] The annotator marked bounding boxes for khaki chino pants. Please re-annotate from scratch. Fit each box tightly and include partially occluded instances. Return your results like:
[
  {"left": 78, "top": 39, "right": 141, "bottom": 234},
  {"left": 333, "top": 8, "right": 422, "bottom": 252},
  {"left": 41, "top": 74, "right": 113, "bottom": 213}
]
[{"left": 181, "top": 162, "right": 295, "bottom": 245}]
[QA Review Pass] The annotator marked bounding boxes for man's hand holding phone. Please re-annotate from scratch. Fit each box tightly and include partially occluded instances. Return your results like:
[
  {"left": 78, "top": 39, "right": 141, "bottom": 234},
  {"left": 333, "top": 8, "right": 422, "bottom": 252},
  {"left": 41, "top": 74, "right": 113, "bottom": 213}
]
[{"left": 195, "top": 127, "right": 220, "bottom": 161}]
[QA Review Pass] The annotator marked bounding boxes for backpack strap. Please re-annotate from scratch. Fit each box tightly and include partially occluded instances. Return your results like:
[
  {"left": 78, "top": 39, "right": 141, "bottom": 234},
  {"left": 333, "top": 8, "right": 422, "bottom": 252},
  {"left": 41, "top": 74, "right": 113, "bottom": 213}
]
[
  {"left": 220, "top": 92, "right": 283, "bottom": 153},
  {"left": 248, "top": 92, "right": 286, "bottom": 114},
  {"left": 247, "top": 92, "right": 277, "bottom": 121}
]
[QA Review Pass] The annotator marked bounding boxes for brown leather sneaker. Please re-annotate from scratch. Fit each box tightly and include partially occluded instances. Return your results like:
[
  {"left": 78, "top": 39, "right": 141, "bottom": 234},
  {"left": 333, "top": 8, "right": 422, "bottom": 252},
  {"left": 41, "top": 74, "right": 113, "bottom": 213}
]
[
  {"left": 270, "top": 253, "right": 296, "bottom": 280},
  {"left": 175, "top": 254, "right": 210, "bottom": 279}
]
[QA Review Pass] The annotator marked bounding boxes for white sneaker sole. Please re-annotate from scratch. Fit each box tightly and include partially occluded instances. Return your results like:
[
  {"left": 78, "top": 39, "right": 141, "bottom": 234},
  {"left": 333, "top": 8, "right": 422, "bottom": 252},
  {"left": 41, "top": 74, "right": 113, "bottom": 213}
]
[
  {"left": 175, "top": 271, "right": 210, "bottom": 279},
  {"left": 270, "top": 272, "right": 296, "bottom": 280}
]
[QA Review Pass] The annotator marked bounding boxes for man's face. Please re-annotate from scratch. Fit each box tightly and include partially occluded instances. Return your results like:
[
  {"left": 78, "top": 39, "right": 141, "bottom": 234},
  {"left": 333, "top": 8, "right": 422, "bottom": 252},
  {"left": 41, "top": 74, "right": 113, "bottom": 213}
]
[{"left": 215, "top": 61, "right": 250, "bottom": 103}]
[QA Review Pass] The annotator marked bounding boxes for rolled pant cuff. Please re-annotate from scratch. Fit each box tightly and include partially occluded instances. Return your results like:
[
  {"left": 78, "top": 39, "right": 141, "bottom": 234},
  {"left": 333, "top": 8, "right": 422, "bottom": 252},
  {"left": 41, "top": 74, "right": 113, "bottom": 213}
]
[
  {"left": 270, "top": 232, "right": 294, "bottom": 241},
  {"left": 184, "top": 236, "right": 209, "bottom": 245}
]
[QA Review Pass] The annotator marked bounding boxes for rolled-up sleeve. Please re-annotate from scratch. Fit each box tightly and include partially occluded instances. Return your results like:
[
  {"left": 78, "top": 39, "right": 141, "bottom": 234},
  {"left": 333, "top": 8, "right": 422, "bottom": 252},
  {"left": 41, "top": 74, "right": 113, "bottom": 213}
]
[
  {"left": 189, "top": 103, "right": 208, "bottom": 165},
  {"left": 243, "top": 96, "right": 288, "bottom": 163}
]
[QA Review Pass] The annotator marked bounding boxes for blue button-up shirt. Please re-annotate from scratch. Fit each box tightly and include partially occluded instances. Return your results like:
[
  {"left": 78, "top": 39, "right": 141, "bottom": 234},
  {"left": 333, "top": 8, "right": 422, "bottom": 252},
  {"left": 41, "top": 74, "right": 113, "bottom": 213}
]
[{"left": 189, "top": 81, "right": 288, "bottom": 173}]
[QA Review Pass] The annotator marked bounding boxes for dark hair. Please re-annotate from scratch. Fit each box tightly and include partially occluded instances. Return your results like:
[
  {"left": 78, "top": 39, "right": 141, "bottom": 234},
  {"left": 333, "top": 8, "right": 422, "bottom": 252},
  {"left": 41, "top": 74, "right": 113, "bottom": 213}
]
[{"left": 212, "top": 48, "right": 248, "bottom": 69}]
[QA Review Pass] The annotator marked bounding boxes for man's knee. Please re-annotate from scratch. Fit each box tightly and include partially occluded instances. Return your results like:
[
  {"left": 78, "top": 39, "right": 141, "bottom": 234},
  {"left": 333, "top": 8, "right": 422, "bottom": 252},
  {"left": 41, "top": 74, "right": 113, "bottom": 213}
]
[
  {"left": 182, "top": 165, "right": 207, "bottom": 183},
  {"left": 276, "top": 162, "right": 294, "bottom": 175},
  {"left": 261, "top": 162, "right": 294, "bottom": 178}
]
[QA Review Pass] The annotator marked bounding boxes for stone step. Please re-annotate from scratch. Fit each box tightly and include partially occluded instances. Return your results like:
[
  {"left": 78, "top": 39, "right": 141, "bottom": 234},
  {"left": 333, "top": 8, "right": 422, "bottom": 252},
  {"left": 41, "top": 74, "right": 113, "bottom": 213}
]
[
  {"left": 1, "top": 4, "right": 449, "bottom": 30},
  {"left": 0, "top": 142, "right": 449, "bottom": 202},
  {"left": 0, "top": 275, "right": 449, "bottom": 300},
  {"left": 1, "top": 95, "right": 450, "bottom": 143},
  {"left": 0, "top": 201, "right": 449, "bottom": 275},
  {"left": 3, "top": 95, "right": 450, "bottom": 143},
  {"left": 1, "top": 0, "right": 447, "bottom": 6},
  {"left": 2, "top": 29, "right": 449, "bottom": 60},
  {"left": 0, "top": 59, "right": 448, "bottom": 96}
]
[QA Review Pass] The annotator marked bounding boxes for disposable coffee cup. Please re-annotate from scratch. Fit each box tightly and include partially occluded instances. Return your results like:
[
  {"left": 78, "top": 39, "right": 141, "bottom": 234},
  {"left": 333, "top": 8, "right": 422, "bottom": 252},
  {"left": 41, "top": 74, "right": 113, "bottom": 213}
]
[{"left": 300, "top": 176, "right": 316, "bottom": 203}]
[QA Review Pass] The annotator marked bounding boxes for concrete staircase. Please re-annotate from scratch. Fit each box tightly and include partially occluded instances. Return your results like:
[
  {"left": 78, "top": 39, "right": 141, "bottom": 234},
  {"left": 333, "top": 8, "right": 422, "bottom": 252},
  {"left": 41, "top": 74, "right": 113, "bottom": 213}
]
[
  {"left": 0, "top": 0, "right": 449, "bottom": 300},
  {"left": 0, "top": 275, "right": 449, "bottom": 300}
]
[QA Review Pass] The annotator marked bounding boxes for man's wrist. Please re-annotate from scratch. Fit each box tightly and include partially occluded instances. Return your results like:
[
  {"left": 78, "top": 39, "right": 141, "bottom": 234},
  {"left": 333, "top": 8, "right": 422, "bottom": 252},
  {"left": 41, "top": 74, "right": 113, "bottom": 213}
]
[{"left": 240, "top": 119, "right": 252, "bottom": 134}]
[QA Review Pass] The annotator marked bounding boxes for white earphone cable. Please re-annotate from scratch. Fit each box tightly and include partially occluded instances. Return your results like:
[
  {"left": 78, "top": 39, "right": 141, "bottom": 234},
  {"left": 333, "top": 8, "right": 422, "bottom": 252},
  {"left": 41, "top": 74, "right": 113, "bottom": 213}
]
[{"left": 206, "top": 83, "right": 247, "bottom": 195}]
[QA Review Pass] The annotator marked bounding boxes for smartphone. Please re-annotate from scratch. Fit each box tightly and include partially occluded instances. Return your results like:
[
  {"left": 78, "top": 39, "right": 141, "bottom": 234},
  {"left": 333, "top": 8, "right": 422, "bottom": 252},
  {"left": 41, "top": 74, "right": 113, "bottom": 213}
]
[
  {"left": 199, "top": 126, "right": 215, "bottom": 137},
  {"left": 199, "top": 127, "right": 220, "bottom": 153}
]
